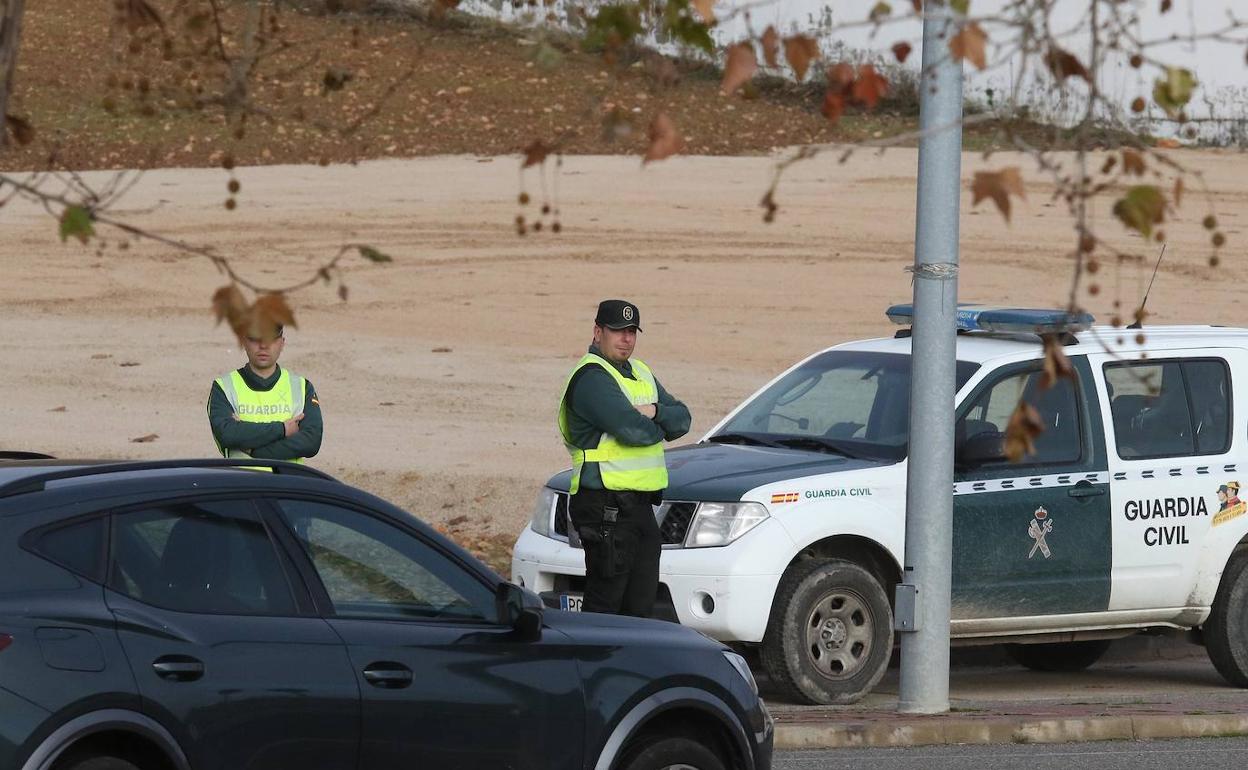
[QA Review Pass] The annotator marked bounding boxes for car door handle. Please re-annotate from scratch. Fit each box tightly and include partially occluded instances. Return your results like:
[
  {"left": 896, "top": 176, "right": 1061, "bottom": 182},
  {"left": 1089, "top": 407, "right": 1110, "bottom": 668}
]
[
  {"left": 1068, "top": 481, "right": 1106, "bottom": 499},
  {"left": 362, "top": 662, "right": 413, "bottom": 689},
  {"left": 152, "top": 655, "right": 204, "bottom": 682}
]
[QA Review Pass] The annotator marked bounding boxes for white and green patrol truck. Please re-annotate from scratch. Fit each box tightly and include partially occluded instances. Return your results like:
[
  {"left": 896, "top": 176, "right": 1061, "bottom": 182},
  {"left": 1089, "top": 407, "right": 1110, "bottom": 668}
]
[{"left": 511, "top": 306, "right": 1248, "bottom": 704}]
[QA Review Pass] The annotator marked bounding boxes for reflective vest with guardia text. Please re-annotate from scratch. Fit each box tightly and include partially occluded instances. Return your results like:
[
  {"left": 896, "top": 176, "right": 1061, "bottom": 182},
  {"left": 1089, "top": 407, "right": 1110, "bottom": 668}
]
[
  {"left": 558, "top": 354, "right": 667, "bottom": 495},
  {"left": 213, "top": 369, "right": 306, "bottom": 464}
]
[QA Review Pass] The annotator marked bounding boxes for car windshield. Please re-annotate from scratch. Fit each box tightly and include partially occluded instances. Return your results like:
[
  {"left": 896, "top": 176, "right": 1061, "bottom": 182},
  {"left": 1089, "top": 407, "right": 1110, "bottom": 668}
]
[{"left": 711, "top": 351, "right": 981, "bottom": 462}]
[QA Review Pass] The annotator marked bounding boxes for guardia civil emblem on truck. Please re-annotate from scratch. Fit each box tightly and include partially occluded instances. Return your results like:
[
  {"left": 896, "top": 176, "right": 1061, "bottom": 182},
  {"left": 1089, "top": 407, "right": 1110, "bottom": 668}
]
[{"left": 1028, "top": 506, "right": 1053, "bottom": 559}]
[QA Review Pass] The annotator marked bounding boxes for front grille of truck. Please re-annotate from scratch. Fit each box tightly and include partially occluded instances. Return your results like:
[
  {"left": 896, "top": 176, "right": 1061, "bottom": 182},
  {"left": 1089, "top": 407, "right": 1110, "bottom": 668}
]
[
  {"left": 553, "top": 493, "right": 696, "bottom": 547},
  {"left": 658, "top": 502, "right": 697, "bottom": 545}
]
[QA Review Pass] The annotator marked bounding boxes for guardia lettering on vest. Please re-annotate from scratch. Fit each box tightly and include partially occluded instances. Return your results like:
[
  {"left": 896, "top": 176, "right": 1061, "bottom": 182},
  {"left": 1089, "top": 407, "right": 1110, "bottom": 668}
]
[{"left": 237, "top": 403, "right": 293, "bottom": 416}]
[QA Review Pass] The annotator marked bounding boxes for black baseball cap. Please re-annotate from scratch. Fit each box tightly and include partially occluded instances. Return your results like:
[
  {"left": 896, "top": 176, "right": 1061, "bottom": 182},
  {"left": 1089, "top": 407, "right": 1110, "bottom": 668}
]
[{"left": 595, "top": 299, "right": 642, "bottom": 331}]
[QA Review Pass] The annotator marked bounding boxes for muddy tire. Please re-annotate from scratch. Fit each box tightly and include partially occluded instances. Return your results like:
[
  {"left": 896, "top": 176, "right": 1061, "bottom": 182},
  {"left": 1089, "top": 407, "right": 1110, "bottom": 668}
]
[
  {"left": 761, "top": 558, "right": 893, "bottom": 705},
  {"left": 1003, "top": 639, "right": 1112, "bottom": 672},
  {"left": 1205, "top": 546, "right": 1248, "bottom": 687}
]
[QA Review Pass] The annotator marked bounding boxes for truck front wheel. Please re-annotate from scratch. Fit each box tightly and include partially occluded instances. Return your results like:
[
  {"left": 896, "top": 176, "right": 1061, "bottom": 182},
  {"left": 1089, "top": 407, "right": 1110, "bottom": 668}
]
[
  {"left": 761, "top": 558, "right": 893, "bottom": 705},
  {"left": 1205, "top": 546, "right": 1248, "bottom": 687}
]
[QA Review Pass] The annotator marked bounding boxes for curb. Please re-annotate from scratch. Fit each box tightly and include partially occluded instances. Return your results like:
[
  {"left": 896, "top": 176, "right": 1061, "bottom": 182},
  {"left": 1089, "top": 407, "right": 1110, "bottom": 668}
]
[{"left": 773, "top": 713, "right": 1248, "bottom": 750}]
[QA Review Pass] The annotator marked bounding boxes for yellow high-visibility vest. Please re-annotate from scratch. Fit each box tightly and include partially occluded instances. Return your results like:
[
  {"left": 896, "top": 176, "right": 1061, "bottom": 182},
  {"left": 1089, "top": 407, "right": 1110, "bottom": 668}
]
[
  {"left": 212, "top": 369, "right": 306, "bottom": 465},
  {"left": 558, "top": 353, "right": 667, "bottom": 495}
]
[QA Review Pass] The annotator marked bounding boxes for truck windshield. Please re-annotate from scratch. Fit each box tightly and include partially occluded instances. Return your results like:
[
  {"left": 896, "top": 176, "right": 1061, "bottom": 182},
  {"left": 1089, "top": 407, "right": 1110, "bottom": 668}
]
[{"left": 712, "top": 351, "right": 980, "bottom": 462}]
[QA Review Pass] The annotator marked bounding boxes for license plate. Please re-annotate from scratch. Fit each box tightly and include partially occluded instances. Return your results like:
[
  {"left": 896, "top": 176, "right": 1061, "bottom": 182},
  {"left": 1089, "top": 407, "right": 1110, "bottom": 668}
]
[{"left": 559, "top": 593, "right": 583, "bottom": 612}]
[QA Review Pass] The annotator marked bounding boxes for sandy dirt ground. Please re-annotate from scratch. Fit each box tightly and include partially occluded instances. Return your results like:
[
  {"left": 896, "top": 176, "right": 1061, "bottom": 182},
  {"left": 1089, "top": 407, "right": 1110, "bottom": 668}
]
[{"left": 2, "top": 148, "right": 1245, "bottom": 568}]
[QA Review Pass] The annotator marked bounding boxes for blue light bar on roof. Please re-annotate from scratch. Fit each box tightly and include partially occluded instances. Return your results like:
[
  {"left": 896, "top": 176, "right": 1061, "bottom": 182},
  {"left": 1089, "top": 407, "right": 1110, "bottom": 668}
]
[{"left": 886, "top": 303, "right": 1095, "bottom": 334}]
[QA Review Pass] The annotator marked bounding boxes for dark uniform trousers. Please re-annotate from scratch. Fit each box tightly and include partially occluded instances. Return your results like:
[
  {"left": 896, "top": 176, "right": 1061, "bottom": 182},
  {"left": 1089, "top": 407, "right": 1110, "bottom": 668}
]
[{"left": 568, "top": 488, "right": 662, "bottom": 617}]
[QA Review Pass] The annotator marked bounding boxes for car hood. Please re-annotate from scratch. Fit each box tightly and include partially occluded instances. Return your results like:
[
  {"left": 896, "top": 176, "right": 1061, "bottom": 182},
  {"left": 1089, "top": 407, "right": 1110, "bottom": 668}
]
[
  {"left": 540, "top": 605, "right": 724, "bottom": 651},
  {"left": 546, "top": 442, "right": 887, "bottom": 501}
]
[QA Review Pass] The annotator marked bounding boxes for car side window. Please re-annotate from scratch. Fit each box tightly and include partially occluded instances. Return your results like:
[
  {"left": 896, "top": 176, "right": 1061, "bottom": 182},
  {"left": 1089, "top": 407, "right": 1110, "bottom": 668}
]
[
  {"left": 276, "top": 499, "right": 496, "bottom": 622},
  {"left": 109, "top": 500, "right": 297, "bottom": 616},
  {"left": 1105, "top": 359, "right": 1231, "bottom": 459},
  {"left": 958, "top": 368, "right": 1082, "bottom": 465},
  {"left": 32, "top": 516, "right": 106, "bottom": 581}
]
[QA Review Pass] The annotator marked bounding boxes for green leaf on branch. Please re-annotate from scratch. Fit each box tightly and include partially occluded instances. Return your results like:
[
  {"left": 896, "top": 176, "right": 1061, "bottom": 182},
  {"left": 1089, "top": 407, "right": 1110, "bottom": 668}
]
[
  {"left": 950, "top": 0, "right": 971, "bottom": 15},
  {"left": 358, "top": 245, "right": 393, "bottom": 263},
  {"left": 1113, "top": 185, "right": 1167, "bottom": 238},
  {"left": 663, "top": 0, "right": 715, "bottom": 55},
  {"left": 870, "top": 2, "right": 892, "bottom": 23},
  {"left": 1152, "top": 67, "right": 1196, "bottom": 117},
  {"left": 584, "top": 4, "right": 644, "bottom": 54},
  {"left": 59, "top": 206, "right": 95, "bottom": 244}
]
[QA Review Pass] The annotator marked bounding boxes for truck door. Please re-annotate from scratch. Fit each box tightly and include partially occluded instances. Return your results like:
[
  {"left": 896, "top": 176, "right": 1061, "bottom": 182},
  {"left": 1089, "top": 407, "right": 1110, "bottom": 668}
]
[
  {"left": 951, "top": 355, "right": 1112, "bottom": 621},
  {"left": 1091, "top": 351, "right": 1239, "bottom": 613}
]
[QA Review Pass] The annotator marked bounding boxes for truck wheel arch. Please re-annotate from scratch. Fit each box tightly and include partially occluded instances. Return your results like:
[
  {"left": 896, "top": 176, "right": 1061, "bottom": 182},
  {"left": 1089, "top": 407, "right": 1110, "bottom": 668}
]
[{"left": 786, "top": 534, "right": 901, "bottom": 602}]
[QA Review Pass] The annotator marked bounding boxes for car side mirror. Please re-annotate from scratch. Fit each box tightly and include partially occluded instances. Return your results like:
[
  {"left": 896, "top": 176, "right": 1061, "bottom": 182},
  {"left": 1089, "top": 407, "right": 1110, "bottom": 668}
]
[
  {"left": 495, "top": 582, "right": 542, "bottom": 641},
  {"left": 958, "top": 431, "right": 1007, "bottom": 467}
]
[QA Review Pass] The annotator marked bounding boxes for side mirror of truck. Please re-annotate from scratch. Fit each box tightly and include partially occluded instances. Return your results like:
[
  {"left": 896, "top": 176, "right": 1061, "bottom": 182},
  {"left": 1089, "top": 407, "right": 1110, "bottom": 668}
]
[{"left": 958, "top": 431, "right": 1007, "bottom": 467}]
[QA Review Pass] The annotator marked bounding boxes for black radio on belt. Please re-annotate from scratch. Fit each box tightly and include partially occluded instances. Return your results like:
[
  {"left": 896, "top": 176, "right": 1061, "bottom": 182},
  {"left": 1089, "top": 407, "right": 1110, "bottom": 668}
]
[{"left": 602, "top": 505, "right": 619, "bottom": 528}]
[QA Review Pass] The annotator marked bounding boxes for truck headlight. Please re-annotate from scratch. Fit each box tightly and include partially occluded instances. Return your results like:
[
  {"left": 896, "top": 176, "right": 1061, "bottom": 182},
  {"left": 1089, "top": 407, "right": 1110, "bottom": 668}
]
[
  {"left": 529, "top": 487, "right": 558, "bottom": 538},
  {"left": 684, "top": 502, "right": 768, "bottom": 548}
]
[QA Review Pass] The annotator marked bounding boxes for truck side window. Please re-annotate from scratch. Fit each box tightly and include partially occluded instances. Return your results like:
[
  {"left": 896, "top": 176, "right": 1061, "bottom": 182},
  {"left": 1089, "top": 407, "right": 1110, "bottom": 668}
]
[
  {"left": 1186, "top": 361, "right": 1231, "bottom": 454},
  {"left": 1104, "top": 359, "right": 1231, "bottom": 459},
  {"left": 959, "top": 369, "right": 1081, "bottom": 465}
]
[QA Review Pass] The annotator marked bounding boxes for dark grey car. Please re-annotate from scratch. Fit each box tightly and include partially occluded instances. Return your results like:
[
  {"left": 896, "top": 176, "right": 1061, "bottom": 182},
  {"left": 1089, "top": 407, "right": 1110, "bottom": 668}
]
[{"left": 0, "top": 458, "right": 772, "bottom": 770}]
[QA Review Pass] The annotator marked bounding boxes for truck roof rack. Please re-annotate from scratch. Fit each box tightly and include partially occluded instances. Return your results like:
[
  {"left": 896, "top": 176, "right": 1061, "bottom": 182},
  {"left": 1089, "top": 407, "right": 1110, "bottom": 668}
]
[{"left": 0, "top": 458, "right": 337, "bottom": 499}]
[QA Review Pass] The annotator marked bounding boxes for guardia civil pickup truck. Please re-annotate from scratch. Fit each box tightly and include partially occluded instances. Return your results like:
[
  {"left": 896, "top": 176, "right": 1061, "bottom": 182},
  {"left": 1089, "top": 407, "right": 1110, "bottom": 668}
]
[{"left": 512, "top": 306, "right": 1248, "bottom": 704}]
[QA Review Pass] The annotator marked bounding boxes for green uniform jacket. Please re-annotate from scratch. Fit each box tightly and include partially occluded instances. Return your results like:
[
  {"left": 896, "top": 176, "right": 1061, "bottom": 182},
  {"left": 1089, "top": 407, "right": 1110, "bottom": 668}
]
[
  {"left": 564, "top": 344, "right": 691, "bottom": 491},
  {"left": 207, "top": 365, "right": 323, "bottom": 461}
]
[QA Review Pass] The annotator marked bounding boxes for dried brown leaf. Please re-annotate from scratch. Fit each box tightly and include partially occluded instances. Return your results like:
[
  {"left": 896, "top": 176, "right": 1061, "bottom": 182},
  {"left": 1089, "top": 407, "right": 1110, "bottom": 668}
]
[
  {"left": 643, "top": 113, "right": 683, "bottom": 164},
  {"left": 522, "top": 140, "right": 551, "bottom": 168},
  {"left": 721, "top": 42, "right": 758, "bottom": 96},
  {"left": 1044, "top": 47, "right": 1091, "bottom": 83},
  {"left": 691, "top": 0, "right": 715, "bottom": 23},
  {"left": 892, "top": 41, "right": 913, "bottom": 63},
  {"left": 130, "top": 433, "right": 160, "bottom": 444},
  {"left": 1173, "top": 177, "right": 1184, "bottom": 208},
  {"left": 783, "top": 35, "right": 820, "bottom": 82},
  {"left": 4, "top": 114, "right": 34, "bottom": 146},
  {"left": 971, "top": 167, "right": 1026, "bottom": 222},
  {"left": 1040, "top": 336, "right": 1075, "bottom": 390},
  {"left": 851, "top": 64, "right": 889, "bottom": 110},
  {"left": 1121, "top": 149, "right": 1146, "bottom": 176},
  {"left": 251, "top": 293, "right": 296, "bottom": 340},
  {"left": 821, "top": 90, "right": 845, "bottom": 124},
  {"left": 212, "top": 284, "right": 248, "bottom": 325},
  {"left": 761, "top": 27, "right": 780, "bottom": 68},
  {"left": 949, "top": 22, "right": 988, "bottom": 70},
  {"left": 827, "top": 62, "right": 855, "bottom": 91},
  {"left": 1004, "top": 402, "right": 1044, "bottom": 463}
]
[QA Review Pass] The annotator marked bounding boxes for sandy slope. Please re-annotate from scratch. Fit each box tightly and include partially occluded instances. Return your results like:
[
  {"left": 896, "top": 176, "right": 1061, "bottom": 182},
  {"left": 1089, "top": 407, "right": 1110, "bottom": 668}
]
[{"left": 2, "top": 148, "right": 1244, "bottom": 551}]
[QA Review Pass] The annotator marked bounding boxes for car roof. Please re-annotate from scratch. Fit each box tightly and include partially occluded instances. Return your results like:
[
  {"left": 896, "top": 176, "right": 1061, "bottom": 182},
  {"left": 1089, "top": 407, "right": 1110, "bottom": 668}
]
[
  {"left": 836, "top": 325, "right": 1248, "bottom": 366},
  {"left": 0, "top": 459, "right": 338, "bottom": 510}
]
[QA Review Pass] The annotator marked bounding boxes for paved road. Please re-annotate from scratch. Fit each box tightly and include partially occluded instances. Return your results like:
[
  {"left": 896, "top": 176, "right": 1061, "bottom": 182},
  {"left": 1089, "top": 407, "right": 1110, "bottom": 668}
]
[{"left": 775, "top": 737, "right": 1248, "bottom": 769}]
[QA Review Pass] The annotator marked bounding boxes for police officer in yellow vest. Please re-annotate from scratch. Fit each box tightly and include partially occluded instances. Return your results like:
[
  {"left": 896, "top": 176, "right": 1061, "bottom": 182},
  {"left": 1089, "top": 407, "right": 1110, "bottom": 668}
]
[
  {"left": 208, "top": 325, "right": 323, "bottom": 464},
  {"left": 558, "top": 300, "right": 691, "bottom": 617}
]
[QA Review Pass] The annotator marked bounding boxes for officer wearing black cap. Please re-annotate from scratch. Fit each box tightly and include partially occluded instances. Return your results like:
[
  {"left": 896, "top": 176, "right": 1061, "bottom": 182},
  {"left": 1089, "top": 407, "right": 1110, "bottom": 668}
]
[{"left": 557, "top": 299, "right": 691, "bottom": 617}]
